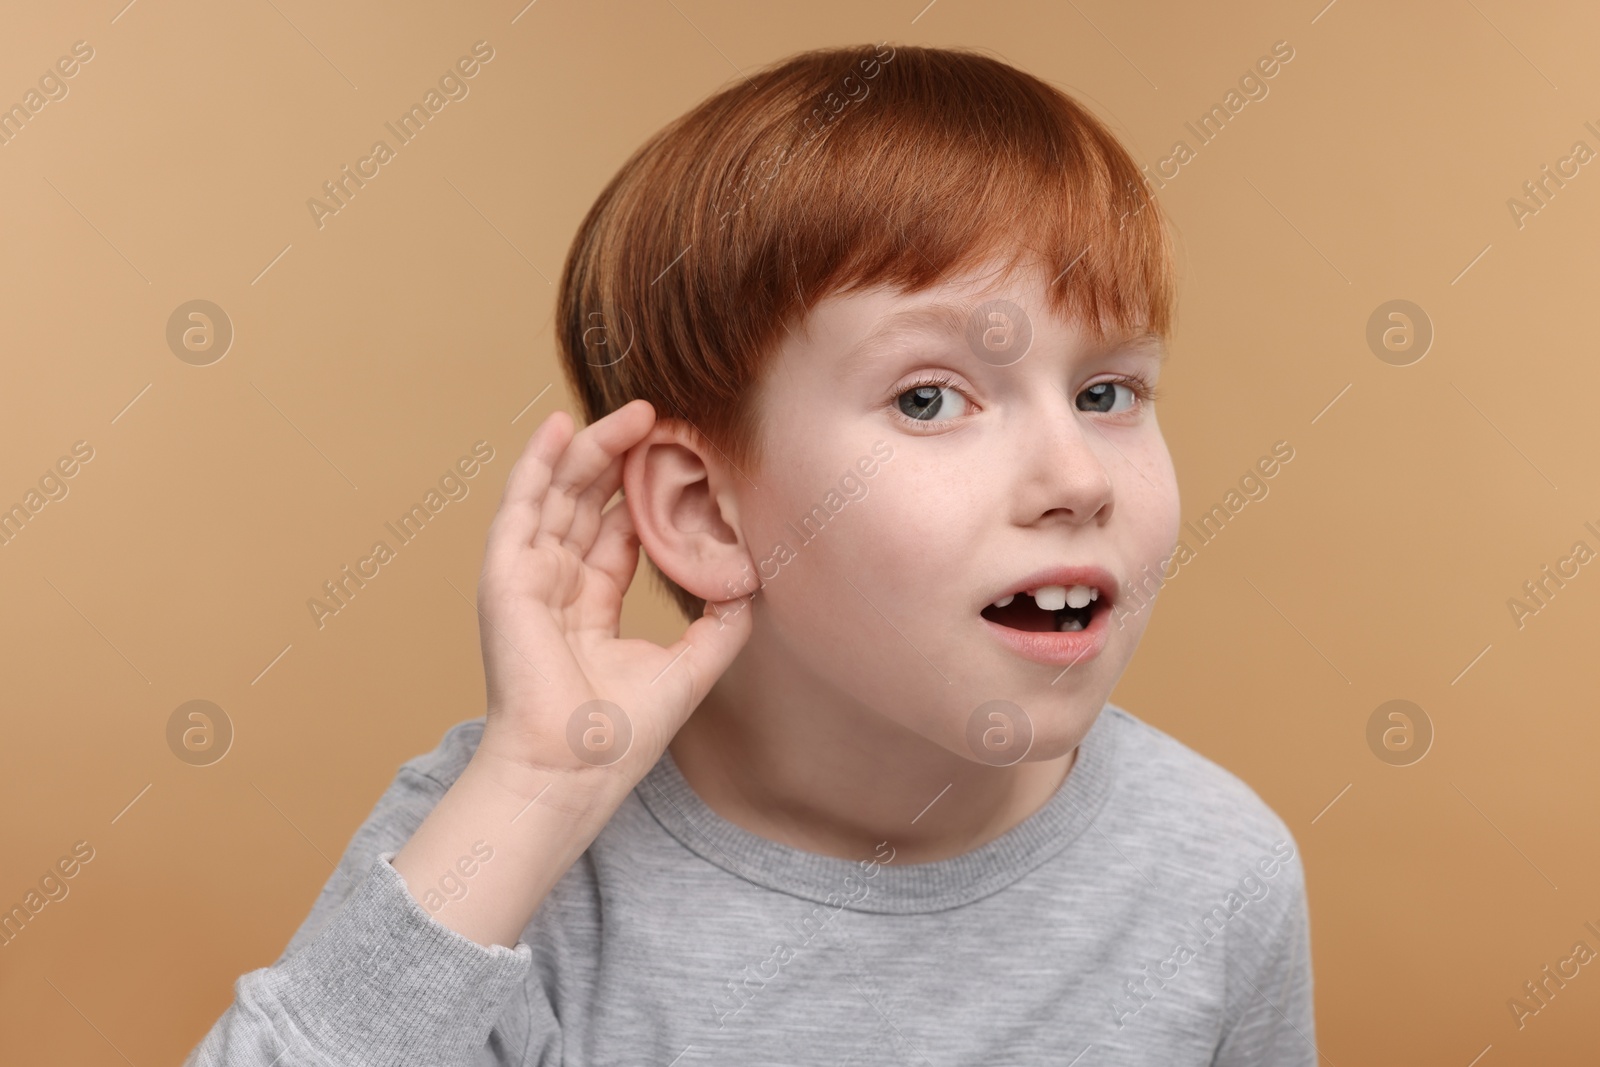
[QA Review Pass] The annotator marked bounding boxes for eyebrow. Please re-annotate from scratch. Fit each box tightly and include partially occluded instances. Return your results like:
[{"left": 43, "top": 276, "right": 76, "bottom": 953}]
[
  {"left": 836, "top": 303, "right": 974, "bottom": 378},
  {"left": 835, "top": 300, "right": 1168, "bottom": 379}
]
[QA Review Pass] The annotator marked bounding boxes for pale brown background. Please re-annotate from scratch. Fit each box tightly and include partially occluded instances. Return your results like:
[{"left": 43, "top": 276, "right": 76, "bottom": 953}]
[{"left": 3, "top": 0, "right": 1598, "bottom": 1063}]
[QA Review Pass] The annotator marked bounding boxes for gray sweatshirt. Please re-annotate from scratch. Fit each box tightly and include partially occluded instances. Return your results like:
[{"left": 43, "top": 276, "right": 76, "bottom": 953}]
[{"left": 185, "top": 703, "right": 1316, "bottom": 1066}]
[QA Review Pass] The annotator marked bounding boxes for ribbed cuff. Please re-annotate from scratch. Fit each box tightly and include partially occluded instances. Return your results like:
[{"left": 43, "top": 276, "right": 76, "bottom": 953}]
[{"left": 256, "top": 851, "right": 532, "bottom": 1066}]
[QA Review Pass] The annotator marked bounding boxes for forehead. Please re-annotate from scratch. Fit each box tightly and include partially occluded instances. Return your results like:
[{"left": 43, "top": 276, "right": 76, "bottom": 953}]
[{"left": 823, "top": 293, "right": 1168, "bottom": 383}]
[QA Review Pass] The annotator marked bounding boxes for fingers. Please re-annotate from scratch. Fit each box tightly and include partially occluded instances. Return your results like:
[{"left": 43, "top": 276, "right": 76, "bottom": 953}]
[
  {"left": 486, "top": 400, "right": 653, "bottom": 562},
  {"left": 564, "top": 462, "right": 626, "bottom": 558},
  {"left": 659, "top": 591, "right": 757, "bottom": 709},
  {"left": 583, "top": 496, "right": 642, "bottom": 596},
  {"left": 486, "top": 409, "right": 574, "bottom": 555},
  {"left": 537, "top": 399, "right": 655, "bottom": 549}
]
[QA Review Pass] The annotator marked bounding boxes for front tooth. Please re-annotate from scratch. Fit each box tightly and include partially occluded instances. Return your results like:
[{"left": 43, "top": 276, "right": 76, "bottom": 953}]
[
  {"left": 1057, "top": 613, "right": 1086, "bottom": 632},
  {"left": 1032, "top": 585, "right": 1068, "bottom": 611},
  {"left": 994, "top": 594, "right": 1014, "bottom": 608},
  {"left": 1065, "top": 584, "right": 1094, "bottom": 609}
]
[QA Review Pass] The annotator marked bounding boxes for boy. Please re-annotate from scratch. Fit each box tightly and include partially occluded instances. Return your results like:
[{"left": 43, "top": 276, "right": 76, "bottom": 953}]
[{"left": 189, "top": 41, "right": 1315, "bottom": 1065}]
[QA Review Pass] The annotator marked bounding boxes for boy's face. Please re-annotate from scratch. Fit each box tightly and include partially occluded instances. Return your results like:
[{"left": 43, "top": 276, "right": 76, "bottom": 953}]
[{"left": 722, "top": 255, "right": 1181, "bottom": 764}]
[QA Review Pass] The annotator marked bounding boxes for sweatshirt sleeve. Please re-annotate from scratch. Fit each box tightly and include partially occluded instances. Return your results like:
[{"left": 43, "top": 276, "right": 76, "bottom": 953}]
[
  {"left": 183, "top": 720, "right": 544, "bottom": 1067},
  {"left": 1211, "top": 837, "right": 1319, "bottom": 1067}
]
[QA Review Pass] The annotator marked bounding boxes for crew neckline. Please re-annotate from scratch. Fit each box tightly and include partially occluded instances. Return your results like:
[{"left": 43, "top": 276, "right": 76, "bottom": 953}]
[{"left": 633, "top": 702, "right": 1127, "bottom": 914}]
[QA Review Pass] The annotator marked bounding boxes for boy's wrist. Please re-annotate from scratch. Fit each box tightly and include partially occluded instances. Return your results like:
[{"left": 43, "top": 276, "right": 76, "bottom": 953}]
[
  {"left": 390, "top": 738, "right": 639, "bottom": 948},
  {"left": 470, "top": 727, "right": 639, "bottom": 812}
]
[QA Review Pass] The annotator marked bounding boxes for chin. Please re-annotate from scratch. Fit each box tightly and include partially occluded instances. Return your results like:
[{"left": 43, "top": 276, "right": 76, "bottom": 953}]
[
  {"left": 1018, "top": 728, "right": 1089, "bottom": 763},
  {"left": 926, "top": 676, "right": 1107, "bottom": 765}
]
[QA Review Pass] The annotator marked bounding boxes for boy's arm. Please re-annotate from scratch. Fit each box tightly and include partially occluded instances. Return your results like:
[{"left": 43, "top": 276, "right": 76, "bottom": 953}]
[
  {"left": 1211, "top": 842, "right": 1319, "bottom": 1067},
  {"left": 181, "top": 726, "right": 611, "bottom": 1067},
  {"left": 185, "top": 402, "right": 751, "bottom": 1065}
]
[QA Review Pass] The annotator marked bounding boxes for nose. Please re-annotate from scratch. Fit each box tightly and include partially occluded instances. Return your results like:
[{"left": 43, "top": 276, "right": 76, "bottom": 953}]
[{"left": 1013, "top": 386, "right": 1115, "bottom": 527}]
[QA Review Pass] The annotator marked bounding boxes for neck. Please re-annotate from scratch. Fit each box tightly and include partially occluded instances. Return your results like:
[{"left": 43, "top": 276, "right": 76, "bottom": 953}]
[{"left": 666, "top": 616, "right": 1078, "bottom": 866}]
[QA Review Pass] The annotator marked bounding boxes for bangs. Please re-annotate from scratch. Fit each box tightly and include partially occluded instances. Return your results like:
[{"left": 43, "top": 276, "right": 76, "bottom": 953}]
[{"left": 738, "top": 45, "right": 1173, "bottom": 348}]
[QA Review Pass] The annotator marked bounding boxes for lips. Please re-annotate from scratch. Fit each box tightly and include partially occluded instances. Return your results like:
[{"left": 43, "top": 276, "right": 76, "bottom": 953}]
[
  {"left": 979, "top": 565, "right": 1119, "bottom": 634},
  {"left": 979, "top": 564, "right": 1118, "bottom": 667}
]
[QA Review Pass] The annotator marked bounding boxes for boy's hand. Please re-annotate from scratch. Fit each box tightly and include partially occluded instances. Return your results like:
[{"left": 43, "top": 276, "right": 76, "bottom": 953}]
[
  {"left": 392, "top": 399, "right": 750, "bottom": 948},
  {"left": 470, "top": 399, "right": 753, "bottom": 796}
]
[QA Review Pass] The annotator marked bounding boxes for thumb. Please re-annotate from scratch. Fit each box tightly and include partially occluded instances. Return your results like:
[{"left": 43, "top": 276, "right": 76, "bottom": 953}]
[{"left": 662, "top": 592, "right": 756, "bottom": 709}]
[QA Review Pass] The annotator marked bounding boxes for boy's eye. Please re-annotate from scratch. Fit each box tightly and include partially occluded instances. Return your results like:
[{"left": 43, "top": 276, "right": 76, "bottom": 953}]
[
  {"left": 1078, "top": 381, "right": 1136, "bottom": 414},
  {"left": 896, "top": 382, "right": 968, "bottom": 422}
]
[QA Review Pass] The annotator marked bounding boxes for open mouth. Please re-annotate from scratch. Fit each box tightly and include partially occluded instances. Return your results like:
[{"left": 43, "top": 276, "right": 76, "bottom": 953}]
[{"left": 980, "top": 584, "right": 1104, "bottom": 633}]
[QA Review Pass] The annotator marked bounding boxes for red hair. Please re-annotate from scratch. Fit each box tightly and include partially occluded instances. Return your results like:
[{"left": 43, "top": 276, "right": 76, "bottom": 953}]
[{"left": 555, "top": 42, "right": 1176, "bottom": 620}]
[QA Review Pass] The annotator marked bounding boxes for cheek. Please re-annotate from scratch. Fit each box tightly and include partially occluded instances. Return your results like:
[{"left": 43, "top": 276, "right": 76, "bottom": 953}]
[
  {"left": 1148, "top": 457, "right": 1183, "bottom": 555},
  {"left": 1114, "top": 444, "right": 1182, "bottom": 639},
  {"left": 781, "top": 464, "right": 979, "bottom": 703},
  {"left": 1118, "top": 435, "right": 1182, "bottom": 561},
  {"left": 815, "top": 451, "right": 974, "bottom": 588}
]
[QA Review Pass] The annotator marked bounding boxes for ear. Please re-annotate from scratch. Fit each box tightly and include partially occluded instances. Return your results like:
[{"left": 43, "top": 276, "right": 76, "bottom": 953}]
[{"left": 621, "top": 419, "right": 756, "bottom": 605}]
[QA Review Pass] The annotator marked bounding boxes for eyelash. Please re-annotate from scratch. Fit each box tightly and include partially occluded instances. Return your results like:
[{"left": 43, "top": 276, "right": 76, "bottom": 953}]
[{"left": 889, "top": 371, "right": 1163, "bottom": 428}]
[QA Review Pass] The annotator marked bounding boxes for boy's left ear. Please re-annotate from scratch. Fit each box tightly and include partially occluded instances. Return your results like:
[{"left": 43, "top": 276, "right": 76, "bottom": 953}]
[{"left": 621, "top": 419, "right": 754, "bottom": 604}]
